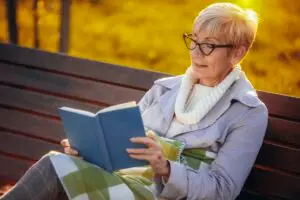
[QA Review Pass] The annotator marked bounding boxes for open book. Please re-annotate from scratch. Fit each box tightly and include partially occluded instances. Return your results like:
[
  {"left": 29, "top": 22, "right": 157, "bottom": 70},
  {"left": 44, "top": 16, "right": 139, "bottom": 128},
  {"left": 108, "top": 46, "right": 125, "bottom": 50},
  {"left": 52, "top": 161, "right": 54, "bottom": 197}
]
[{"left": 58, "top": 101, "right": 148, "bottom": 172}]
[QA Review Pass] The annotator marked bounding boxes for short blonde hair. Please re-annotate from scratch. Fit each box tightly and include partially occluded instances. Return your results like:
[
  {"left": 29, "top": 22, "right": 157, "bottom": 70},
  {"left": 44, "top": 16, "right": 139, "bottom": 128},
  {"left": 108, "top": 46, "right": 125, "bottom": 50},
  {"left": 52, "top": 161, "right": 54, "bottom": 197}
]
[{"left": 193, "top": 3, "right": 258, "bottom": 50}]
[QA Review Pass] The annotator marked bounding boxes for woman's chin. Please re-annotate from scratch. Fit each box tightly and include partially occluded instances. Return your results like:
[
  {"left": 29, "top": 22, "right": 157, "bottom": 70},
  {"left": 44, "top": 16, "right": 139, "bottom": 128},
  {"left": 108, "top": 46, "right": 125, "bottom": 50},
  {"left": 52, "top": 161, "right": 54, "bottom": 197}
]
[
  {"left": 192, "top": 66, "right": 206, "bottom": 76},
  {"left": 191, "top": 71, "right": 204, "bottom": 81}
]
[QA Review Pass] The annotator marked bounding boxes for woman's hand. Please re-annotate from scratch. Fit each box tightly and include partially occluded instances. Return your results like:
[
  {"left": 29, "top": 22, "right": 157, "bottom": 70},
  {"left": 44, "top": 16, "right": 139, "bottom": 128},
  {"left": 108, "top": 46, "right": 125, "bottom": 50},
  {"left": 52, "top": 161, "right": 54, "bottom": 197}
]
[
  {"left": 126, "top": 132, "right": 170, "bottom": 180},
  {"left": 60, "top": 139, "right": 82, "bottom": 158}
]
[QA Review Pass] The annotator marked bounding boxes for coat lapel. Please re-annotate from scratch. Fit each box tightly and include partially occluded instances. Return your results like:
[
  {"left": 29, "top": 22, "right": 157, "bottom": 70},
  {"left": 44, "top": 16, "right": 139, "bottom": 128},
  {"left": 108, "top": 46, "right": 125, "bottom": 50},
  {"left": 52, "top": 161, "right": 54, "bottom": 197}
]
[
  {"left": 157, "top": 82, "right": 179, "bottom": 133},
  {"left": 156, "top": 71, "right": 258, "bottom": 136}
]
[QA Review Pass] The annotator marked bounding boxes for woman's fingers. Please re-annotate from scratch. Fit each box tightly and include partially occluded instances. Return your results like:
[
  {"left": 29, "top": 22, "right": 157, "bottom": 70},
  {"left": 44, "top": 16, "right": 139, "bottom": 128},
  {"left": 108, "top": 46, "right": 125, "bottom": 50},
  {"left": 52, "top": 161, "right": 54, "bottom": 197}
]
[
  {"left": 127, "top": 148, "right": 152, "bottom": 154},
  {"left": 60, "top": 138, "right": 70, "bottom": 147},
  {"left": 128, "top": 152, "right": 163, "bottom": 164},
  {"left": 61, "top": 139, "right": 82, "bottom": 158},
  {"left": 130, "top": 137, "right": 157, "bottom": 148},
  {"left": 64, "top": 146, "right": 78, "bottom": 156},
  {"left": 128, "top": 154, "right": 149, "bottom": 161}
]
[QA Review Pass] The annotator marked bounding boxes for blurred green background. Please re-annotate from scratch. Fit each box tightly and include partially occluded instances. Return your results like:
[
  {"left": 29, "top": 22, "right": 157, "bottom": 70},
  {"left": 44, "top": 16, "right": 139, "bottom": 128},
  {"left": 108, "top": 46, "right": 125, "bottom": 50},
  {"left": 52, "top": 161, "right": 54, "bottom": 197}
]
[{"left": 1, "top": 0, "right": 300, "bottom": 97}]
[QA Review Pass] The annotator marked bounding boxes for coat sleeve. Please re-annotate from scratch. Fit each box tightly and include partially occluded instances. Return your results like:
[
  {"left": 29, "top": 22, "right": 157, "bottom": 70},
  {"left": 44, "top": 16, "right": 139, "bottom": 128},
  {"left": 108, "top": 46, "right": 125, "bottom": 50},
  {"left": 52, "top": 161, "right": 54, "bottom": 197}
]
[{"left": 154, "top": 104, "right": 268, "bottom": 200}]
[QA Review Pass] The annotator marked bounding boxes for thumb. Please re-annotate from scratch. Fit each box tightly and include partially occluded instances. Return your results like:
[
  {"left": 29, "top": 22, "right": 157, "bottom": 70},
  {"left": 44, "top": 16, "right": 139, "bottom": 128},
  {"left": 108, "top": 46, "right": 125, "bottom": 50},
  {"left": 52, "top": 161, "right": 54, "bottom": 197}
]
[
  {"left": 147, "top": 130, "right": 157, "bottom": 141},
  {"left": 60, "top": 139, "right": 70, "bottom": 147}
]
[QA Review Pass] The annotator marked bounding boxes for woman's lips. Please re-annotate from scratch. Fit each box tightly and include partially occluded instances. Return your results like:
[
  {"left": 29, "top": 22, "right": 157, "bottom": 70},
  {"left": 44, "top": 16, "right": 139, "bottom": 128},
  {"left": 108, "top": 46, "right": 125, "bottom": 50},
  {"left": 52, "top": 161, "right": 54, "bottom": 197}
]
[{"left": 193, "top": 63, "right": 208, "bottom": 68}]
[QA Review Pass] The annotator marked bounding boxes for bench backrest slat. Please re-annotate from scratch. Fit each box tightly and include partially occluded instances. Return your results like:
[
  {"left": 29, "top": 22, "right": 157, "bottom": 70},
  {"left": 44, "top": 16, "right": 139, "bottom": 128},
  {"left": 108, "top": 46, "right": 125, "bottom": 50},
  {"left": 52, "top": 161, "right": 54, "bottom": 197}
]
[
  {"left": 0, "top": 62, "right": 145, "bottom": 106},
  {"left": 0, "top": 85, "right": 102, "bottom": 117},
  {"left": 245, "top": 166, "right": 300, "bottom": 200},
  {"left": 259, "top": 92, "right": 300, "bottom": 121},
  {"left": 0, "top": 130, "right": 62, "bottom": 161},
  {"left": 0, "top": 108, "right": 64, "bottom": 141},
  {"left": 265, "top": 117, "right": 300, "bottom": 147}
]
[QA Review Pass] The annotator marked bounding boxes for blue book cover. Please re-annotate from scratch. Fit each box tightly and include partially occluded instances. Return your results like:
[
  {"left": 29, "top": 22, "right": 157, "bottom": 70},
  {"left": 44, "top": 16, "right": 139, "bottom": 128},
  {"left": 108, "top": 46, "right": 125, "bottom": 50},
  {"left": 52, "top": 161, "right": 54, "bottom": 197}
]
[{"left": 58, "top": 101, "right": 148, "bottom": 172}]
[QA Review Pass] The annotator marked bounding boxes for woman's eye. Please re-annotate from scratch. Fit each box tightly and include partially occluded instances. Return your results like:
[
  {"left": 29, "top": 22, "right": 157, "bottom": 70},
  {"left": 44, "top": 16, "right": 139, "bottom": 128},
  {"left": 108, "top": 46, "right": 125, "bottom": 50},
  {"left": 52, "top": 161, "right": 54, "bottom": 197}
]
[{"left": 203, "top": 44, "right": 213, "bottom": 50}]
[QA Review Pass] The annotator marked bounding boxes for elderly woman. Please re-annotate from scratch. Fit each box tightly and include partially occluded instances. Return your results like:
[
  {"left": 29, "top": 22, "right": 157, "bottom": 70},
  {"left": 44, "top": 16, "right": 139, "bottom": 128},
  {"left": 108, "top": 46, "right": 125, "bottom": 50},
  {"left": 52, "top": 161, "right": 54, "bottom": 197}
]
[{"left": 1, "top": 2, "right": 268, "bottom": 200}]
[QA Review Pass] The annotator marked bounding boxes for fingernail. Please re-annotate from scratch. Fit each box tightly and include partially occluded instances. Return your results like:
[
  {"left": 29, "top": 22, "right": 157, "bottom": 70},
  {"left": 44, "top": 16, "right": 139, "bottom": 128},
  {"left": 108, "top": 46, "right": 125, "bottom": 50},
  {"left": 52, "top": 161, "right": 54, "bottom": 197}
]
[{"left": 130, "top": 137, "right": 135, "bottom": 141}]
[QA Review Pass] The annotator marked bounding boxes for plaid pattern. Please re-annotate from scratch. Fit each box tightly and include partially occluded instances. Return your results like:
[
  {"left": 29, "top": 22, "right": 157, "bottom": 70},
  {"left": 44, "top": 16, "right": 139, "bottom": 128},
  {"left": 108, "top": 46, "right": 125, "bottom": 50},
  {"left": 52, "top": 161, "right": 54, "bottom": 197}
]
[
  {"left": 1, "top": 154, "right": 68, "bottom": 200},
  {"left": 49, "top": 130, "right": 216, "bottom": 200}
]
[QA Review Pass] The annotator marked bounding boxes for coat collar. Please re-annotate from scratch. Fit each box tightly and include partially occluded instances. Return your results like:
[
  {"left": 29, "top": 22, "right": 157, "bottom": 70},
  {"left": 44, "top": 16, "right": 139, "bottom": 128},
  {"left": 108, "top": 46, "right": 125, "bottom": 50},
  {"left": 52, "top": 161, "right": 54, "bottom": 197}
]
[{"left": 154, "top": 71, "right": 262, "bottom": 134}]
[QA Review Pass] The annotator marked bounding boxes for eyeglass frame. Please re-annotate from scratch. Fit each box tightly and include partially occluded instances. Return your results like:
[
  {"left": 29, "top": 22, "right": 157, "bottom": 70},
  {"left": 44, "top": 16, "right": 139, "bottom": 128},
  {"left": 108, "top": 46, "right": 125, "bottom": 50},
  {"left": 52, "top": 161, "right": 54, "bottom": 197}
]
[{"left": 183, "top": 33, "right": 234, "bottom": 56}]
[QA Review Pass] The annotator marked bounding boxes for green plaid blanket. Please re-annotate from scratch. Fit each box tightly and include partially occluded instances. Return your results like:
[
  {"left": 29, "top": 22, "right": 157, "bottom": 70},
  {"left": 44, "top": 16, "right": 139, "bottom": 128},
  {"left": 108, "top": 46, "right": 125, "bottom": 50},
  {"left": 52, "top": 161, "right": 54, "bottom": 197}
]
[{"left": 49, "top": 130, "right": 216, "bottom": 200}]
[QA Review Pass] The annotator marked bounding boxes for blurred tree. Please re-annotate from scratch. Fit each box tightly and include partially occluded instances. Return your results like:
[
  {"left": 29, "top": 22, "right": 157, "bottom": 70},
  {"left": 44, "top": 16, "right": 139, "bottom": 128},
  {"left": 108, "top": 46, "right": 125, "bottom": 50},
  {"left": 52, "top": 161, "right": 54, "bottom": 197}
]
[
  {"left": 33, "top": 0, "right": 40, "bottom": 48},
  {"left": 59, "top": 0, "right": 71, "bottom": 53},
  {"left": 6, "top": 0, "right": 18, "bottom": 44},
  {"left": 90, "top": 0, "right": 101, "bottom": 4}
]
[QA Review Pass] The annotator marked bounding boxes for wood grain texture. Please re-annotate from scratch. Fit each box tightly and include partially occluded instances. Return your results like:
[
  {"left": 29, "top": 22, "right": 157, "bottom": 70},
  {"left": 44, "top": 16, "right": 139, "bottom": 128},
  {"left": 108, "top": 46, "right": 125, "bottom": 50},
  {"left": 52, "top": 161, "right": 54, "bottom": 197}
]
[
  {"left": 258, "top": 92, "right": 300, "bottom": 121},
  {"left": 265, "top": 117, "right": 300, "bottom": 147},
  {"left": 0, "top": 62, "right": 145, "bottom": 106},
  {"left": 256, "top": 141, "right": 300, "bottom": 174},
  {"left": 0, "top": 43, "right": 168, "bottom": 90},
  {"left": 0, "top": 130, "right": 63, "bottom": 160},
  {"left": 245, "top": 167, "right": 300, "bottom": 200},
  {"left": 0, "top": 84, "right": 102, "bottom": 118},
  {"left": 0, "top": 107, "right": 64, "bottom": 142}
]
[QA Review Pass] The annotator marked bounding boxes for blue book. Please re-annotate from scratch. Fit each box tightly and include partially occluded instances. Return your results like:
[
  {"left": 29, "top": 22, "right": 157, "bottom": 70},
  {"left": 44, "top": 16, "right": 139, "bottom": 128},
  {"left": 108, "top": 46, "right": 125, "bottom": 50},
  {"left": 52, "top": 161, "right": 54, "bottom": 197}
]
[{"left": 58, "top": 101, "right": 148, "bottom": 172}]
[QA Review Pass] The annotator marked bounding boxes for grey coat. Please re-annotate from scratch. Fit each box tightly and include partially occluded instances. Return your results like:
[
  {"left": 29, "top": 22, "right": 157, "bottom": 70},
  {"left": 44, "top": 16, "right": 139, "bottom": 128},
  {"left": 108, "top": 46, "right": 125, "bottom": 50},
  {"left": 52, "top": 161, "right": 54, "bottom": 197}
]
[{"left": 138, "top": 72, "right": 268, "bottom": 200}]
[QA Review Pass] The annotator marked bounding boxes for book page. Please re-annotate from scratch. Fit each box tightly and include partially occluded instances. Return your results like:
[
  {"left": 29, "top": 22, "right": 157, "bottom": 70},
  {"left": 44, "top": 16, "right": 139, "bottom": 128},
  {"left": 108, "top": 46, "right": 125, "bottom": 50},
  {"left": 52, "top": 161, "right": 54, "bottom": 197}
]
[
  {"left": 59, "top": 107, "right": 96, "bottom": 117},
  {"left": 97, "top": 101, "right": 137, "bottom": 114}
]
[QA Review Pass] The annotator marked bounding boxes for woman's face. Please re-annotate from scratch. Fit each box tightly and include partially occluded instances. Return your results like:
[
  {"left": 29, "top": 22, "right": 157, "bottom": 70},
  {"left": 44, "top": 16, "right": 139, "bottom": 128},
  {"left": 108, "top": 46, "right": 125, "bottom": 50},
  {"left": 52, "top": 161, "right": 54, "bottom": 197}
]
[{"left": 188, "top": 30, "right": 236, "bottom": 86}]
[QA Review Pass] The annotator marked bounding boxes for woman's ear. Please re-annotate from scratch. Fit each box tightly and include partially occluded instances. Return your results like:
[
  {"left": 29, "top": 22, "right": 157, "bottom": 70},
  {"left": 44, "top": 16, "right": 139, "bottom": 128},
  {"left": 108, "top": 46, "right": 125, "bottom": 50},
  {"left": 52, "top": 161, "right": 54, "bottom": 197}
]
[{"left": 231, "top": 45, "right": 247, "bottom": 65}]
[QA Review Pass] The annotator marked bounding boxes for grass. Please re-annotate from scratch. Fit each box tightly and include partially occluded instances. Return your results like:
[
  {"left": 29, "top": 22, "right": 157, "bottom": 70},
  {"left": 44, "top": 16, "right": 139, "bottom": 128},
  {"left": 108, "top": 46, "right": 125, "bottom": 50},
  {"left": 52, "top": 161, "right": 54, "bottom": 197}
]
[{"left": 0, "top": 0, "right": 300, "bottom": 97}]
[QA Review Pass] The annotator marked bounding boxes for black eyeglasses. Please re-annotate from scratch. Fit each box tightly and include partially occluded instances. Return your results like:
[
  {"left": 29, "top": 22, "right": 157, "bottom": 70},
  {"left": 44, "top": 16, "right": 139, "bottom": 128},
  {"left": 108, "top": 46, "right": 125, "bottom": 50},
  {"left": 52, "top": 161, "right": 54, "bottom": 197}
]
[{"left": 183, "top": 33, "right": 233, "bottom": 56}]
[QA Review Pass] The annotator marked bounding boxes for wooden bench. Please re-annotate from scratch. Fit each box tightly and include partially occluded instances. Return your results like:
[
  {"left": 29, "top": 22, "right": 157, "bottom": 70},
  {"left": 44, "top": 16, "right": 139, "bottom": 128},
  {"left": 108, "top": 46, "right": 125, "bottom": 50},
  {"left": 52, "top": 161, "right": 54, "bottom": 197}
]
[{"left": 0, "top": 43, "right": 299, "bottom": 200}]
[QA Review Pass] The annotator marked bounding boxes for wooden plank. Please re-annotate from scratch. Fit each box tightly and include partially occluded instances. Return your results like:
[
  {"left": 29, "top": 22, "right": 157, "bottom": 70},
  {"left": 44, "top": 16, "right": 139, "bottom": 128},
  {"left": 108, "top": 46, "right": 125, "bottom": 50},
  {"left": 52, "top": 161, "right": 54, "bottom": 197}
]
[
  {"left": 0, "top": 155, "right": 32, "bottom": 183},
  {"left": 0, "top": 107, "right": 64, "bottom": 142},
  {"left": 0, "top": 85, "right": 101, "bottom": 117},
  {"left": 256, "top": 142, "right": 300, "bottom": 174},
  {"left": 0, "top": 62, "right": 146, "bottom": 106},
  {"left": 258, "top": 91, "right": 300, "bottom": 121},
  {"left": 265, "top": 117, "right": 300, "bottom": 147},
  {"left": 0, "top": 130, "right": 63, "bottom": 160},
  {"left": 245, "top": 167, "right": 300, "bottom": 200},
  {"left": 0, "top": 43, "right": 168, "bottom": 90}
]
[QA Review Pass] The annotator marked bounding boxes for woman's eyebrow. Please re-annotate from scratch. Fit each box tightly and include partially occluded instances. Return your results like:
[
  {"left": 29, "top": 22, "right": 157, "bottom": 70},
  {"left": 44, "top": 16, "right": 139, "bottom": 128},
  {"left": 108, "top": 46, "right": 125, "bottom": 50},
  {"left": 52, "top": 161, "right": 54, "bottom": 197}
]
[
  {"left": 192, "top": 34, "right": 220, "bottom": 42},
  {"left": 203, "top": 37, "right": 219, "bottom": 42}
]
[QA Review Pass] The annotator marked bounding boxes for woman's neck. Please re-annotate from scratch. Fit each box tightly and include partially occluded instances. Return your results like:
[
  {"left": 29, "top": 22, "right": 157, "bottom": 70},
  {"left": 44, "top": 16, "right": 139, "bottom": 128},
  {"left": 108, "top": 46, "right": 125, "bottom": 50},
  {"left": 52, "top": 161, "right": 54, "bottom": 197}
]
[
  {"left": 197, "top": 78, "right": 220, "bottom": 87},
  {"left": 197, "top": 67, "right": 234, "bottom": 87}
]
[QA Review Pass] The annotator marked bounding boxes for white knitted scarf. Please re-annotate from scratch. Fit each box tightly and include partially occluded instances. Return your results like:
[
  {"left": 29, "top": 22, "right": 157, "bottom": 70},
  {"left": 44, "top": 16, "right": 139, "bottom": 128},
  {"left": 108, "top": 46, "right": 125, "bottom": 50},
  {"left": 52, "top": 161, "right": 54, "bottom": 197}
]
[{"left": 175, "top": 66, "right": 241, "bottom": 124}]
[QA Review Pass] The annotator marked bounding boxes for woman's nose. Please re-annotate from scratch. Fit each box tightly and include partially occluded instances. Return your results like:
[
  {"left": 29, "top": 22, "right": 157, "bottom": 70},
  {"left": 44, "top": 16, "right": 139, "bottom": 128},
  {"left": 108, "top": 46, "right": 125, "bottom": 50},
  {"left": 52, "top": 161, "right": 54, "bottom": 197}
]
[{"left": 190, "top": 47, "right": 204, "bottom": 57}]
